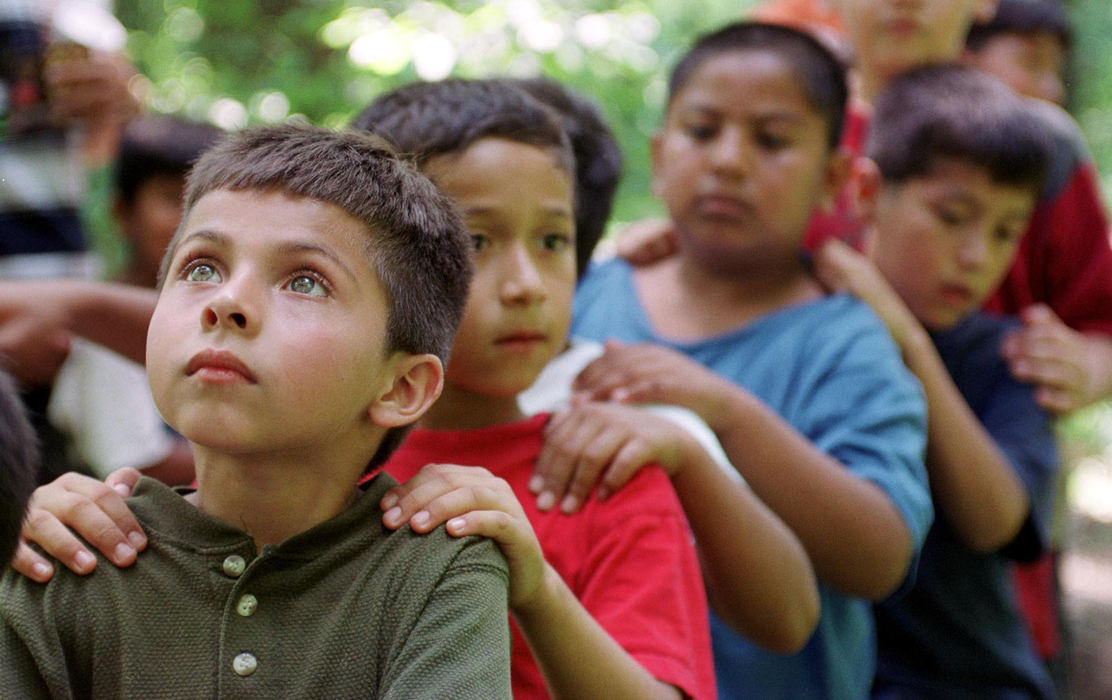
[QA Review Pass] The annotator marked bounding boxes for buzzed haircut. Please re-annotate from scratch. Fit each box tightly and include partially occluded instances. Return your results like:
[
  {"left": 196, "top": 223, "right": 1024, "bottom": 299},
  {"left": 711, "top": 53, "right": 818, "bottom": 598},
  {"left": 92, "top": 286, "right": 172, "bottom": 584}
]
[
  {"left": 966, "top": 0, "right": 1071, "bottom": 52},
  {"left": 510, "top": 77, "right": 622, "bottom": 278},
  {"left": 351, "top": 78, "right": 575, "bottom": 199},
  {"left": 867, "top": 64, "right": 1053, "bottom": 191},
  {"left": 166, "top": 124, "right": 474, "bottom": 469},
  {"left": 666, "top": 21, "right": 848, "bottom": 149},
  {"left": 0, "top": 369, "right": 39, "bottom": 565},
  {"left": 115, "top": 115, "right": 224, "bottom": 206}
]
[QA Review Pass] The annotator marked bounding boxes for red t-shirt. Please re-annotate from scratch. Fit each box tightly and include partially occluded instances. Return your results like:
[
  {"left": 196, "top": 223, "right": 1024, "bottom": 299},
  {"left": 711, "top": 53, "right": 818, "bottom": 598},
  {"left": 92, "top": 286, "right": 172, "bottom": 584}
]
[
  {"left": 808, "top": 100, "right": 1112, "bottom": 333},
  {"left": 369, "top": 413, "right": 717, "bottom": 699}
]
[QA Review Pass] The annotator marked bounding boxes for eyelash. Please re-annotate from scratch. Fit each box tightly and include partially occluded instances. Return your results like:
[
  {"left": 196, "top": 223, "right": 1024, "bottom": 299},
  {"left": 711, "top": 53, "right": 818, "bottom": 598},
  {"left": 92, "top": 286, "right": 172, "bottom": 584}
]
[
  {"left": 179, "top": 256, "right": 219, "bottom": 281},
  {"left": 176, "top": 256, "right": 333, "bottom": 297},
  {"left": 286, "top": 269, "right": 332, "bottom": 297}
]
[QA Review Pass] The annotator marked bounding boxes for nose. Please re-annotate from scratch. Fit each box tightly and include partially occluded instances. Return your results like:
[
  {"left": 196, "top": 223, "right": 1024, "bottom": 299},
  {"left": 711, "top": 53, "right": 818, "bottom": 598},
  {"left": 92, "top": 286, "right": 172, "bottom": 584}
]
[
  {"left": 498, "top": 242, "right": 546, "bottom": 306},
  {"left": 708, "top": 127, "right": 750, "bottom": 180},
  {"left": 201, "top": 278, "right": 257, "bottom": 332},
  {"left": 955, "top": 230, "right": 989, "bottom": 270}
]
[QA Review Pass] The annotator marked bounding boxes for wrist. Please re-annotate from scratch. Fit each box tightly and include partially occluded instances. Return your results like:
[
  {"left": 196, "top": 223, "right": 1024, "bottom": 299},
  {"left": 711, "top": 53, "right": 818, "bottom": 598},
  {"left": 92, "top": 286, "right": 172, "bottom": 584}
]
[{"left": 511, "top": 561, "right": 563, "bottom": 622}]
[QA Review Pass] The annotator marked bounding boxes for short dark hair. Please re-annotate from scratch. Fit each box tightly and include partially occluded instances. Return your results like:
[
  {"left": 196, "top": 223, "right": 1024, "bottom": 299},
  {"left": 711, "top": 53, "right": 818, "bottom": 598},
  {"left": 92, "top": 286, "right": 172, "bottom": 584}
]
[
  {"left": 0, "top": 369, "right": 39, "bottom": 565},
  {"left": 509, "top": 77, "right": 622, "bottom": 278},
  {"left": 966, "top": 0, "right": 1071, "bottom": 52},
  {"left": 667, "top": 21, "right": 848, "bottom": 149},
  {"left": 353, "top": 77, "right": 575, "bottom": 175},
  {"left": 115, "top": 115, "right": 224, "bottom": 206},
  {"left": 167, "top": 124, "right": 474, "bottom": 468},
  {"left": 868, "top": 64, "right": 1053, "bottom": 191}
]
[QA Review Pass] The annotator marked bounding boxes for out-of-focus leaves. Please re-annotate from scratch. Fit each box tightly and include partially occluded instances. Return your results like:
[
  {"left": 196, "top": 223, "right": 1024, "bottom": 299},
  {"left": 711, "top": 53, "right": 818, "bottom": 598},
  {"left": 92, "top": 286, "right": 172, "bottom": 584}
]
[{"left": 113, "top": 0, "right": 754, "bottom": 224}]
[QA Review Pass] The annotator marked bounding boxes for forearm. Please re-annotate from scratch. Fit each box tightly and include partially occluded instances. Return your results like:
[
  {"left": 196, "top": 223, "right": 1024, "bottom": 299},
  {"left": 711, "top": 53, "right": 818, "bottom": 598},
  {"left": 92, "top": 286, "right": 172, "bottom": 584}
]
[
  {"left": 513, "top": 564, "right": 681, "bottom": 700},
  {"left": 54, "top": 281, "right": 157, "bottom": 364},
  {"left": 710, "top": 387, "right": 913, "bottom": 600},
  {"left": 671, "top": 449, "right": 818, "bottom": 653},
  {"left": 902, "top": 329, "right": 1028, "bottom": 552}
]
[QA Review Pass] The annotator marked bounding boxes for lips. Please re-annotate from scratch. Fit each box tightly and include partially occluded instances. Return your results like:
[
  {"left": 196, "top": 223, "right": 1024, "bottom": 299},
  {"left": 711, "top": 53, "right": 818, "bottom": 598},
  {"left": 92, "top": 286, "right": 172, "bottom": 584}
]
[
  {"left": 496, "top": 331, "right": 547, "bottom": 345},
  {"left": 938, "top": 282, "right": 975, "bottom": 308},
  {"left": 697, "top": 193, "right": 751, "bottom": 220},
  {"left": 186, "top": 349, "right": 257, "bottom": 383},
  {"left": 884, "top": 17, "right": 920, "bottom": 38}
]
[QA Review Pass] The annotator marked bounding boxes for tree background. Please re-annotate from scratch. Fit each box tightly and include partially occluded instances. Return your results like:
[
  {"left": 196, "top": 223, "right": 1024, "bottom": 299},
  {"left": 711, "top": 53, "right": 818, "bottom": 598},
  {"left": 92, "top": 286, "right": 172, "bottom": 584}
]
[{"left": 113, "top": 0, "right": 1112, "bottom": 226}]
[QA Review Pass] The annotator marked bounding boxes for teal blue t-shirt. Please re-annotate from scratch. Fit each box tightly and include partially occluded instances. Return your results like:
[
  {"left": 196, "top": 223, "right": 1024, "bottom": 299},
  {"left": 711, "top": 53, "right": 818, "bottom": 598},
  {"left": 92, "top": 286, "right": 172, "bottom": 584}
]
[{"left": 572, "top": 258, "right": 932, "bottom": 700}]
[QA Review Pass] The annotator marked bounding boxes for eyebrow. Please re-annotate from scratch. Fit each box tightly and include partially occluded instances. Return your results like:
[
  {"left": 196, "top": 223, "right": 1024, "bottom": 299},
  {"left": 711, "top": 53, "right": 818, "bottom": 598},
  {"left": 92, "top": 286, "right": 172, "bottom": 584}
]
[
  {"left": 680, "top": 103, "right": 807, "bottom": 126},
  {"left": 462, "top": 205, "right": 574, "bottom": 219}
]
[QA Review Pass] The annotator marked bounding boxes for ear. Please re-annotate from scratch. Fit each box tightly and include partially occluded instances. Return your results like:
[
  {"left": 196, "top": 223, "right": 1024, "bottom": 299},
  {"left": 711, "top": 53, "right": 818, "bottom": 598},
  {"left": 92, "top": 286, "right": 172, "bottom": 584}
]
[
  {"left": 111, "top": 196, "right": 136, "bottom": 242},
  {"left": 818, "top": 146, "right": 853, "bottom": 213},
  {"left": 850, "top": 158, "right": 882, "bottom": 256},
  {"left": 367, "top": 353, "right": 444, "bottom": 429},
  {"left": 649, "top": 131, "right": 665, "bottom": 198},
  {"left": 849, "top": 157, "right": 881, "bottom": 223},
  {"left": 973, "top": 0, "right": 999, "bottom": 24}
]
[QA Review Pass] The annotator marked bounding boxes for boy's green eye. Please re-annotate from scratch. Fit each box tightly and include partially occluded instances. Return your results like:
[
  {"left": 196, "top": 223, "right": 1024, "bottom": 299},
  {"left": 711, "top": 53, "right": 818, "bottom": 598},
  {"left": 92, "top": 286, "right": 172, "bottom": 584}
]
[
  {"left": 289, "top": 275, "right": 327, "bottom": 297},
  {"left": 185, "top": 263, "right": 220, "bottom": 283},
  {"left": 470, "top": 234, "right": 490, "bottom": 252}
]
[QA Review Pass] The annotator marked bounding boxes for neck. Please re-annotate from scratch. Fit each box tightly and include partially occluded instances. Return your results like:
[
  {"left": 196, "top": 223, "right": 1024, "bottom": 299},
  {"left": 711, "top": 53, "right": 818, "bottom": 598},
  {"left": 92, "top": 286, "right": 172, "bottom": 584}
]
[
  {"left": 641, "top": 256, "right": 822, "bottom": 340},
  {"left": 678, "top": 252, "right": 822, "bottom": 312},
  {"left": 187, "top": 445, "right": 367, "bottom": 550},
  {"left": 420, "top": 383, "right": 525, "bottom": 431}
]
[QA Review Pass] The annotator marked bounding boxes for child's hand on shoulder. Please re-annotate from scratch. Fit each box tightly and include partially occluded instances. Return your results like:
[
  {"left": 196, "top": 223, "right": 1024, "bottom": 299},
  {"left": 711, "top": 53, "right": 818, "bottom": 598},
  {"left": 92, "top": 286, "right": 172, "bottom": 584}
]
[
  {"left": 813, "top": 239, "right": 922, "bottom": 350},
  {"left": 532, "top": 401, "right": 699, "bottom": 514},
  {"left": 614, "top": 218, "right": 678, "bottom": 266},
  {"left": 1002, "top": 303, "right": 1112, "bottom": 414},
  {"left": 573, "top": 340, "right": 734, "bottom": 428},
  {"left": 380, "top": 464, "right": 544, "bottom": 609}
]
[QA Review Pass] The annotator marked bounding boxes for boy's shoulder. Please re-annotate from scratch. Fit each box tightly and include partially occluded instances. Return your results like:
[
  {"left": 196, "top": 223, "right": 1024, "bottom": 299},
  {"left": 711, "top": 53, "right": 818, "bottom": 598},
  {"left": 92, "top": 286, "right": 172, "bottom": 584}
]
[{"left": 1, "top": 474, "right": 511, "bottom": 696}]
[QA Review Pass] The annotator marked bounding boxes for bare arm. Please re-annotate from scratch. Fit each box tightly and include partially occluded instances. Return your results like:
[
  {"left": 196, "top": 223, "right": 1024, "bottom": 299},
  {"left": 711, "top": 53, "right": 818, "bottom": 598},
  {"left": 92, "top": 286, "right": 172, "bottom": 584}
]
[
  {"left": 816, "top": 240, "right": 1028, "bottom": 551},
  {"left": 0, "top": 280, "right": 157, "bottom": 365},
  {"left": 536, "top": 403, "right": 818, "bottom": 652},
  {"left": 381, "top": 464, "right": 681, "bottom": 699},
  {"left": 573, "top": 343, "right": 916, "bottom": 601}
]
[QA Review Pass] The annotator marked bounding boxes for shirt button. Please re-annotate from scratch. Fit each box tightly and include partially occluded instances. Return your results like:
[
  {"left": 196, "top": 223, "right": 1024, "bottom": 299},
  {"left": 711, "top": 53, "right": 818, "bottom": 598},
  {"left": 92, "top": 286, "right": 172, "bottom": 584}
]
[
  {"left": 236, "top": 594, "right": 258, "bottom": 617},
  {"left": 222, "top": 555, "right": 246, "bottom": 578},
  {"left": 232, "top": 652, "right": 257, "bottom": 676}
]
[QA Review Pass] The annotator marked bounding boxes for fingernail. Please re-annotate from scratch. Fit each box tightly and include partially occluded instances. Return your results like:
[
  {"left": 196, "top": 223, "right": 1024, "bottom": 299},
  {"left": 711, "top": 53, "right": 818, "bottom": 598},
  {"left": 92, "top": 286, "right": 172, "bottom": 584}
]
[
  {"left": 528, "top": 475, "right": 544, "bottom": 493},
  {"left": 561, "top": 495, "right": 578, "bottom": 514},
  {"left": 74, "top": 550, "right": 96, "bottom": 572},
  {"left": 380, "top": 492, "right": 398, "bottom": 510},
  {"left": 31, "top": 562, "right": 52, "bottom": 580},
  {"left": 597, "top": 487, "right": 610, "bottom": 502},
  {"left": 447, "top": 518, "right": 466, "bottom": 533},
  {"left": 127, "top": 531, "right": 146, "bottom": 549},
  {"left": 113, "top": 543, "right": 135, "bottom": 564},
  {"left": 383, "top": 506, "right": 402, "bottom": 526},
  {"left": 412, "top": 511, "right": 429, "bottom": 528},
  {"left": 536, "top": 491, "right": 556, "bottom": 511},
  {"left": 112, "top": 483, "right": 131, "bottom": 498}
]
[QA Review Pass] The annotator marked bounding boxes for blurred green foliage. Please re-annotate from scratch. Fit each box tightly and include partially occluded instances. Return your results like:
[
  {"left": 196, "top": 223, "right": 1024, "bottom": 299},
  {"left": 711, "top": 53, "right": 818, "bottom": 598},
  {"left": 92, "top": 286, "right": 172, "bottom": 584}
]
[
  {"left": 114, "top": 0, "right": 1112, "bottom": 220},
  {"left": 115, "top": 0, "right": 758, "bottom": 228},
  {"left": 1069, "top": 0, "right": 1112, "bottom": 205}
]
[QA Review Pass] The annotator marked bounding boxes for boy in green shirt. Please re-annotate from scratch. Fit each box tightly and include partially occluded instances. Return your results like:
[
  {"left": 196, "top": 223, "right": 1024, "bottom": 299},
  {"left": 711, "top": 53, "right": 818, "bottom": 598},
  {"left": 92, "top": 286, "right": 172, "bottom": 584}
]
[{"left": 0, "top": 124, "right": 511, "bottom": 698}]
